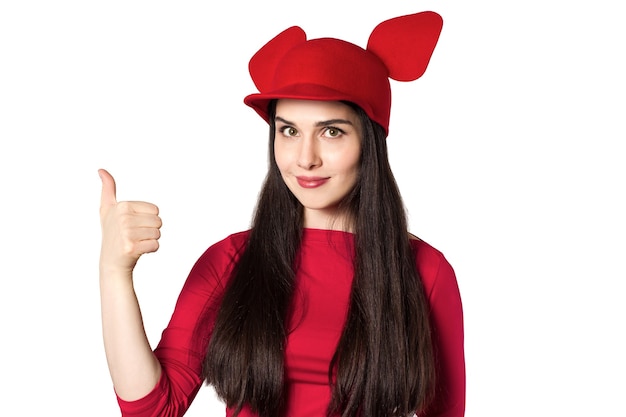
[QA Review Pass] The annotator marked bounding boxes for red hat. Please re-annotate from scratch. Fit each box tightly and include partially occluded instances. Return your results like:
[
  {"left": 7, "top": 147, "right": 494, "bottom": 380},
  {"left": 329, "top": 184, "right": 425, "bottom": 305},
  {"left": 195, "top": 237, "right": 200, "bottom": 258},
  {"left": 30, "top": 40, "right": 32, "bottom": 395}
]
[{"left": 244, "top": 11, "right": 443, "bottom": 134}]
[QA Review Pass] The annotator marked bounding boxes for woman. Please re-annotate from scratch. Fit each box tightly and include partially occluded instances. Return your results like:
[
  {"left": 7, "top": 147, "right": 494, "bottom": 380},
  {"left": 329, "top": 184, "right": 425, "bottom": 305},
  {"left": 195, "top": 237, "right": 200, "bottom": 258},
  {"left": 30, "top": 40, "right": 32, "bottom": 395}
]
[{"left": 99, "top": 11, "right": 465, "bottom": 417}]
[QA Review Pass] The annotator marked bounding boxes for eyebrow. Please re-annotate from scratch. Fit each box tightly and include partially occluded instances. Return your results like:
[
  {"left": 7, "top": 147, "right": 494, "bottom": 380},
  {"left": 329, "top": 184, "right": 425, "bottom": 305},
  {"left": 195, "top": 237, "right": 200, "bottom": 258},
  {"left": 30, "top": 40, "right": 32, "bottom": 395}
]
[{"left": 275, "top": 116, "right": 354, "bottom": 127}]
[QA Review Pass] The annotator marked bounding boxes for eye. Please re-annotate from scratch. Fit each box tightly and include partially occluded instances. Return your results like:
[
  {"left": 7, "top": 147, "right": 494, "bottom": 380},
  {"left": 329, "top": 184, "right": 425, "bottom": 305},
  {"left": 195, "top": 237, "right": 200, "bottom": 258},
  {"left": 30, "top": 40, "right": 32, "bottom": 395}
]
[
  {"left": 322, "top": 127, "right": 345, "bottom": 138},
  {"left": 279, "top": 126, "right": 298, "bottom": 137}
]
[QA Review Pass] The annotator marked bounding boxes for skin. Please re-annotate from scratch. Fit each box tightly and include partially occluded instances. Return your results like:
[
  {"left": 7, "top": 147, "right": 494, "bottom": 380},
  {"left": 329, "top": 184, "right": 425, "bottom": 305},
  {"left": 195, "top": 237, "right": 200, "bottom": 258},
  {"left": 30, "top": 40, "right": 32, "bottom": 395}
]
[
  {"left": 97, "top": 99, "right": 362, "bottom": 400},
  {"left": 99, "top": 168, "right": 163, "bottom": 400},
  {"left": 274, "top": 99, "right": 362, "bottom": 230}
]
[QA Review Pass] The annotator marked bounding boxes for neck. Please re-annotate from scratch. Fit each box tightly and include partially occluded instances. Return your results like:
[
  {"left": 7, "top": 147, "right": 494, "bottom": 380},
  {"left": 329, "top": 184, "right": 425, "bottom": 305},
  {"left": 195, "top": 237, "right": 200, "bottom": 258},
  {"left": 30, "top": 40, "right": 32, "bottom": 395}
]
[{"left": 303, "top": 208, "right": 353, "bottom": 232}]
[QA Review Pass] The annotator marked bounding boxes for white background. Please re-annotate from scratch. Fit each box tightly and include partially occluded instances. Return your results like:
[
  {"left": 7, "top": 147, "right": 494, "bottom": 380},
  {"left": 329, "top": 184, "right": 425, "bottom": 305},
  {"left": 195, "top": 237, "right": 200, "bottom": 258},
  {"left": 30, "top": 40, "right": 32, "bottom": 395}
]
[{"left": 1, "top": 1, "right": 624, "bottom": 416}]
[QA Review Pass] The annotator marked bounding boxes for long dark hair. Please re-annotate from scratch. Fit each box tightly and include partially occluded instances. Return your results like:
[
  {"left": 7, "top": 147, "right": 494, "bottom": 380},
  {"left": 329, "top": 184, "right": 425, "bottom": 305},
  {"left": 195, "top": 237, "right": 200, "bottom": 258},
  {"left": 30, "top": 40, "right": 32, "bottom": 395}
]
[{"left": 203, "top": 101, "right": 435, "bottom": 417}]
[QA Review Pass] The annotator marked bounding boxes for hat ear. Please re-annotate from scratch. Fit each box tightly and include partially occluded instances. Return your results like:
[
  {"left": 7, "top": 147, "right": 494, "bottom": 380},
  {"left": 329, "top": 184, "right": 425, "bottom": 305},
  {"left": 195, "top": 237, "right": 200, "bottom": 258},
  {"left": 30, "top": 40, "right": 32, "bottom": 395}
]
[
  {"left": 248, "top": 26, "right": 307, "bottom": 92},
  {"left": 366, "top": 11, "right": 443, "bottom": 82}
]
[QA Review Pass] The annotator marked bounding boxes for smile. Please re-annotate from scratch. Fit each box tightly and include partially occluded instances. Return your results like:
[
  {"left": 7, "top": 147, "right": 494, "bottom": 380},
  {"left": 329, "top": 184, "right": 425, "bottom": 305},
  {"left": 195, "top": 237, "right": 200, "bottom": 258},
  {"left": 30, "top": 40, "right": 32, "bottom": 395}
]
[{"left": 296, "top": 176, "right": 330, "bottom": 189}]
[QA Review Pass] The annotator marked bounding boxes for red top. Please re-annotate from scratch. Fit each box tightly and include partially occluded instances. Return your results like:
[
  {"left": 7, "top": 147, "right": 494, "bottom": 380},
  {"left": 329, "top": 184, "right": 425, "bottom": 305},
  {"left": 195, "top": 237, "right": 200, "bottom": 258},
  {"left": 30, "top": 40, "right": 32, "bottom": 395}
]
[{"left": 117, "top": 228, "right": 465, "bottom": 416}]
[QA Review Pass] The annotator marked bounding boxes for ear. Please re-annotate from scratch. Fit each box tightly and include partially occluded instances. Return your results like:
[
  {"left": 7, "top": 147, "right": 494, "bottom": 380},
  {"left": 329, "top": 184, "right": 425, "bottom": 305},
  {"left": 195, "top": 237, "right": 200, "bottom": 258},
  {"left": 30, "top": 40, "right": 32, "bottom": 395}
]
[
  {"left": 248, "top": 26, "right": 307, "bottom": 92},
  {"left": 366, "top": 11, "right": 443, "bottom": 82}
]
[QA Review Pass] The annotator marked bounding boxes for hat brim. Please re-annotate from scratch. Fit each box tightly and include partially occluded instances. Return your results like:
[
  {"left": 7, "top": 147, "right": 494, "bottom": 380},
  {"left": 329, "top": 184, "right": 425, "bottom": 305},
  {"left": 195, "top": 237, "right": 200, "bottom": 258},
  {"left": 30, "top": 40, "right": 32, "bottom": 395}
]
[{"left": 244, "top": 83, "right": 373, "bottom": 125}]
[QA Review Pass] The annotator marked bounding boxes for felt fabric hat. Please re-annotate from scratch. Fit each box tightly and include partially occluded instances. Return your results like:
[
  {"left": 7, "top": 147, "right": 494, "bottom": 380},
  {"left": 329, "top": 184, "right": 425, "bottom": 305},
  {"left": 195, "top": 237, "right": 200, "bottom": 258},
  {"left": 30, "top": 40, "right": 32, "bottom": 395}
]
[{"left": 244, "top": 11, "right": 443, "bottom": 134}]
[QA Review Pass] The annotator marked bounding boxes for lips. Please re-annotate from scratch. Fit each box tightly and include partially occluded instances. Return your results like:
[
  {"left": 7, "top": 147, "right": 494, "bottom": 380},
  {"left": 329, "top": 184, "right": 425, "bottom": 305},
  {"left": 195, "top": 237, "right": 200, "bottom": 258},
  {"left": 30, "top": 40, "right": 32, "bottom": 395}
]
[{"left": 296, "top": 176, "right": 329, "bottom": 188}]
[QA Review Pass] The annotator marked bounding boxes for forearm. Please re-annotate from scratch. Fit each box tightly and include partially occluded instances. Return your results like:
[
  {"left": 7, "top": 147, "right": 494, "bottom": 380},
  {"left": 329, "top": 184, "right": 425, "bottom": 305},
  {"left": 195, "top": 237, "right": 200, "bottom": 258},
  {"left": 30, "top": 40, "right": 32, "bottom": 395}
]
[
  {"left": 100, "top": 269, "right": 162, "bottom": 401},
  {"left": 97, "top": 169, "right": 164, "bottom": 401}
]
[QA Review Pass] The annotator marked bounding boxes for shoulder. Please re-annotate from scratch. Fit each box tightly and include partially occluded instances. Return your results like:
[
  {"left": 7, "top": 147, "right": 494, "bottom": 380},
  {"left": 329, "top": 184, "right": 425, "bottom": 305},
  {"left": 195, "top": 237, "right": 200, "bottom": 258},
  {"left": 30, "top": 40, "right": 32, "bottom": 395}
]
[
  {"left": 410, "top": 238, "right": 458, "bottom": 300},
  {"left": 410, "top": 238, "right": 450, "bottom": 275},
  {"left": 203, "top": 230, "right": 249, "bottom": 257},
  {"left": 210, "top": 230, "right": 250, "bottom": 253},
  {"left": 189, "top": 230, "right": 250, "bottom": 281}
]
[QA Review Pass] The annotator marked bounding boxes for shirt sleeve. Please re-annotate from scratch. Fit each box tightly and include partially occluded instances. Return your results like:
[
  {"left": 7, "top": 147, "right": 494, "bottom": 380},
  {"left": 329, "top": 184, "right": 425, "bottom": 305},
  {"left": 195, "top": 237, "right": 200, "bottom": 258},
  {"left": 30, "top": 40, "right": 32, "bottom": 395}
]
[
  {"left": 116, "top": 233, "right": 245, "bottom": 417},
  {"left": 419, "top": 247, "right": 466, "bottom": 417}
]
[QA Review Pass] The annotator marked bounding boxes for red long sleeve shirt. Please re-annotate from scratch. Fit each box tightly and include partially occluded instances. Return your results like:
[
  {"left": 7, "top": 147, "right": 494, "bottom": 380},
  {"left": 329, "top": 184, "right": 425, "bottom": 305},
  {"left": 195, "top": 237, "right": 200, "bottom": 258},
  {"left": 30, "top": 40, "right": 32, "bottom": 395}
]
[{"left": 116, "top": 228, "right": 465, "bottom": 416}]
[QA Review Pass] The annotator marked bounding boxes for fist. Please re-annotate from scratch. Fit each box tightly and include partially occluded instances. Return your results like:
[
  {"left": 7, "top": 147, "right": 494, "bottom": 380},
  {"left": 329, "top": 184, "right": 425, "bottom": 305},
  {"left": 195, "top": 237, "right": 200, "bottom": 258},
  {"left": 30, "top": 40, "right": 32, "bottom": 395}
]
[{"left": 98, "top": 169, "right": 163, "bottom": 274}]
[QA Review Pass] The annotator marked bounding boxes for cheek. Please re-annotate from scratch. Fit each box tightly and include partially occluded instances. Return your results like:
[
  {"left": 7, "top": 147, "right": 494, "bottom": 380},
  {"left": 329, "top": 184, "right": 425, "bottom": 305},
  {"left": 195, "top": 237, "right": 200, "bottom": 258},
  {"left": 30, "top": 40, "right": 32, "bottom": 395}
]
[
  {"left": 273, "top": 143, "right": 287, "bottom": 171},
  {"left": 333, "top": 150, "right": 361, "bottom": 176},
  {"left": 273, "top": 146, "right": 294, "bottom": 179}
]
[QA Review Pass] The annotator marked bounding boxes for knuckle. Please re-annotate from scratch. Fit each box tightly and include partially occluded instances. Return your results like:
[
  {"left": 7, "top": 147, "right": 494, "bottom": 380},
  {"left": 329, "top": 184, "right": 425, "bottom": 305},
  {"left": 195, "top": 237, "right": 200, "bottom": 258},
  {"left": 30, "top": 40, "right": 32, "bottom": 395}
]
[
  {"left": 119, "top": 213, "right": 133, "bottom": 228},
  {"left": 121, "top": 241, "right": 136, "bottom": 256},
  {"left": 117, "top": 201, "right": 132, "bottom": 212}
]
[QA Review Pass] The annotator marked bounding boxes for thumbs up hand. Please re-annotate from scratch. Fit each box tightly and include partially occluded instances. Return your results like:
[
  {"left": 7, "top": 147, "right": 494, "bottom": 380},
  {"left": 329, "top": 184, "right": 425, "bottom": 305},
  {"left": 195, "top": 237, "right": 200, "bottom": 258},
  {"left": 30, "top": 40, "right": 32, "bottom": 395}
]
[{"left": 98, "top": 169, "right": 162, "bottom": 276}]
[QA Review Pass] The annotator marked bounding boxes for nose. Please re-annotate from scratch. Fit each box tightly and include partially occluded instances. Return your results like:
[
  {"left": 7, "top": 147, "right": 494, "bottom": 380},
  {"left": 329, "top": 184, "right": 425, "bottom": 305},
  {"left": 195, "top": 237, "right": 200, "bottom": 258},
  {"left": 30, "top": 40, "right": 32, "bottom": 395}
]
[{"left": 297, "top": 136, "right": 321, "bottom": 170}]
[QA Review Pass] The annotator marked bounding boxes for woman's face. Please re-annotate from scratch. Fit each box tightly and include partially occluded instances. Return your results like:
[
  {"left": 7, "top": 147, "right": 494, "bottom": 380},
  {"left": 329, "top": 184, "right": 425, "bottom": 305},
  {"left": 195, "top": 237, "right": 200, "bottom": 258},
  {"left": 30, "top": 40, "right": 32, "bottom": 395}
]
[{"left": 274, "top": 99, "right": 362, "bottom": 229}]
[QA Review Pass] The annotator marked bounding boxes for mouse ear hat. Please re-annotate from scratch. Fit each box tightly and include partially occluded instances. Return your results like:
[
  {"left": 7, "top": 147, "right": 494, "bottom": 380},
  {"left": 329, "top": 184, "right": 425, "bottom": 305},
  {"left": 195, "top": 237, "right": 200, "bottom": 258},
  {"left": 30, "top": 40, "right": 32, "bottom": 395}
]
[{"left": 244, "top": 11, "right": 443, "bottom": 134}]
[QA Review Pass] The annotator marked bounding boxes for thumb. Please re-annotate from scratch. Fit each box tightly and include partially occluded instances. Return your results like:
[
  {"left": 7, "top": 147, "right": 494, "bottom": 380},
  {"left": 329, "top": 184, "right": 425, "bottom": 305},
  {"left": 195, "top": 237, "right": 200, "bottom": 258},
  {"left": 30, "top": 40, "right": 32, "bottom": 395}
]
[{"left": 98, "top": 168, "right": 117, "bottom": 208}]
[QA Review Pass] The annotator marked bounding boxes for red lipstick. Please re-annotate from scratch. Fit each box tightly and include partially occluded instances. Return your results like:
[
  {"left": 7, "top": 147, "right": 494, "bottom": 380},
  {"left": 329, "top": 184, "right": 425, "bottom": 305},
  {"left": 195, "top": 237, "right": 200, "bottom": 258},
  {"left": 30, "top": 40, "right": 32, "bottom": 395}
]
[{"left": 296, "top": 176, "right": 329, "bottom": 188}]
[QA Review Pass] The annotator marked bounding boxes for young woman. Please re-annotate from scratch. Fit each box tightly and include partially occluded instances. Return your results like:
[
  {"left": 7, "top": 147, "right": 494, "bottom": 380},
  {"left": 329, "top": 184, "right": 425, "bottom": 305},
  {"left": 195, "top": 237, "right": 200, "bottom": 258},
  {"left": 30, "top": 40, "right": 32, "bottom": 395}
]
[{"left": 98, "top": 11, "right": 465, "bottom": 417}]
